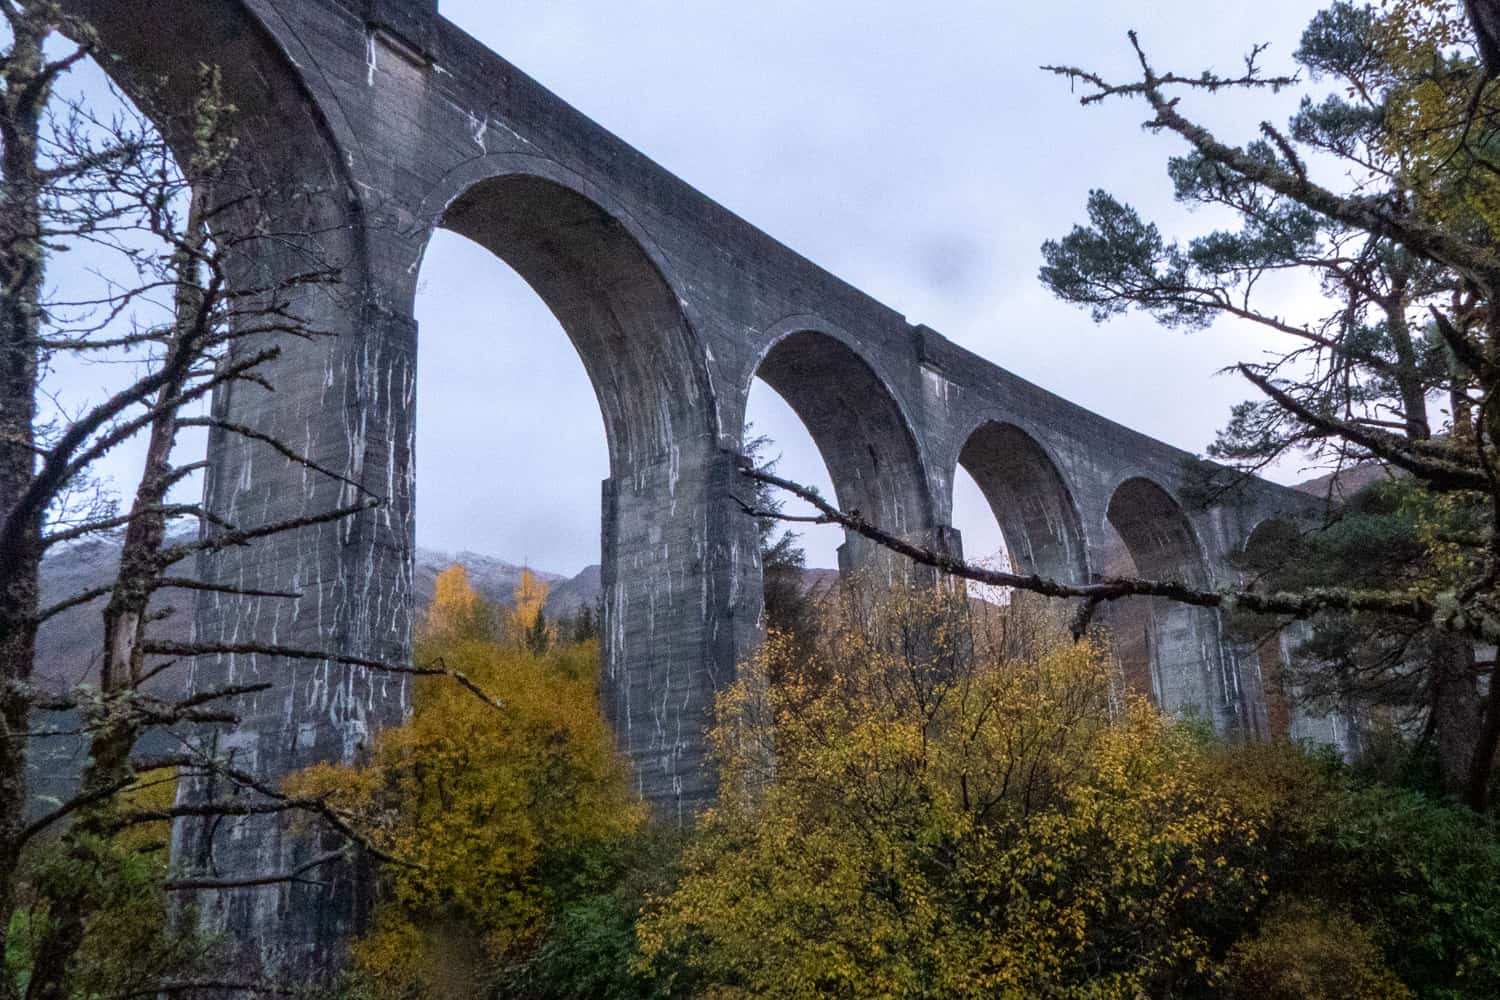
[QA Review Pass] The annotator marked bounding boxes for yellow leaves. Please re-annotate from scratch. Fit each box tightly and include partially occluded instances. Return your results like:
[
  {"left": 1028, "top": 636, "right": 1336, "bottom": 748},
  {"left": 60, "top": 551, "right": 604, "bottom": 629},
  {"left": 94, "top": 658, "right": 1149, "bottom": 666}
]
[
  {"left": 424, "top": 563, "right": 485, "bottom": 643},
  {"left": 111, "top": 767, "right": 178, "bottom": 856},
  {"left": 639, "top": 593, "right": 1314, "bottom": 997},
  {"left": 1374, "top": 0, "right": 1500, "bottom": 233},
  {"left": 1220, "top": 903, "right": 1413, "bottom": 999},
  {"left": 504, "top": 568, "right": 553, "bottom": 646},
  {"left": 1379, "top": 0, "right": 1470, "bottom": 70},
  {"left": 289, "top": 627, "right": 639, "bottom": 999},
  {"left": 423, "top": 563, "right": 561, "bottom": 652}
]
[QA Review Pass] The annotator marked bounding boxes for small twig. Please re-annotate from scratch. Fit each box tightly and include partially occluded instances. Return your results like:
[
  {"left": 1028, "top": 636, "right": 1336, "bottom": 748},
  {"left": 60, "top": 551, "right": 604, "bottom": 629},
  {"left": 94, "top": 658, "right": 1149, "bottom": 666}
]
[{"left": 140, "top": 641, "right": 505, "bottom": 712}]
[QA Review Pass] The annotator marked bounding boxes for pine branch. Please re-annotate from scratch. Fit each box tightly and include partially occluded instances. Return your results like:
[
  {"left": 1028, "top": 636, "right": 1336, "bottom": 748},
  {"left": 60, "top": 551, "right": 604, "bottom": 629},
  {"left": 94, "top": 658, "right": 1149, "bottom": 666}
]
[{"left": 1237, "top": 365, "right": 1492, "bottom": 491}]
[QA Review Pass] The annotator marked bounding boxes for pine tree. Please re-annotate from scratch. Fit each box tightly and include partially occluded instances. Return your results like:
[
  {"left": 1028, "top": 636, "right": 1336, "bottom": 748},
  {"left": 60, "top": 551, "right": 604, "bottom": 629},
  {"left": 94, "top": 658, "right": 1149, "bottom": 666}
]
[
  {"left": 571, "top": 604, "right": 598, "bottom": 644},
  {"left": 744, "top": 430, "right": 818, "bottom": 663},
  {"left": 526, "top": 607, "right": 551, "bottom": 656},
  {"left": 1034, "top": 0, "right": 1500, "bottom": 811}
]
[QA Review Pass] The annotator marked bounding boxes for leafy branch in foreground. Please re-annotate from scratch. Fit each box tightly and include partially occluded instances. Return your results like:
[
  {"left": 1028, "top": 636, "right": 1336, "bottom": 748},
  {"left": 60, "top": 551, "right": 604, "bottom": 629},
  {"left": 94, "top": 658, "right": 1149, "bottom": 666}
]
[{"left": 1032, "top": 0, "right": 1500, "bottom": 811}]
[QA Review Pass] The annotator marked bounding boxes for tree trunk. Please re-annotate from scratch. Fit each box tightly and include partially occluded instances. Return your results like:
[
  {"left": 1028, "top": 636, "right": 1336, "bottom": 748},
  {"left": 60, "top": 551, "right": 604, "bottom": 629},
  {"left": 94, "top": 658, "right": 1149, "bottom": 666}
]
[
  {"left": 1467, "top": 679, "right": 1500, "bottom": 813},
  {"left": 25, "top": 186, "right": 210, "bottom": 1000},
  {"left": 1382, "top": 288, "right": 1432, "bottom": 442},
  {"left": 1431, "top": 636, "right": 1482, "bottom": 802},
  {"left": 99, "top": 184, "right": 208, "bottom": 692},
  {"left": 0, "top": 14, "right": 52, "bottom": 995}
]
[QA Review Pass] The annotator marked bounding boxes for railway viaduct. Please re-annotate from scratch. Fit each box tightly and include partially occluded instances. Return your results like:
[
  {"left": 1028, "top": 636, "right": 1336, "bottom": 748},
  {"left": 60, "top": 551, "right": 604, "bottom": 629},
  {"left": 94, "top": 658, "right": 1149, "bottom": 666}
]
[{"left": 62, "top": 0, "right": 1337, "bottom": 978}]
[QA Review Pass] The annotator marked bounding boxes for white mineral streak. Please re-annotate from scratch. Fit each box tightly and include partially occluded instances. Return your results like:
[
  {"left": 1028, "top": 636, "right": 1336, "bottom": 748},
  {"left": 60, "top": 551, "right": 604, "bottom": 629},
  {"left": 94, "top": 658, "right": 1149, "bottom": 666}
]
[
  {"left": 726, "top": 539, "right": 740, "bottom": 607},
  {"left": 467, "top": 111, "right": 488, "bottom": 153}
]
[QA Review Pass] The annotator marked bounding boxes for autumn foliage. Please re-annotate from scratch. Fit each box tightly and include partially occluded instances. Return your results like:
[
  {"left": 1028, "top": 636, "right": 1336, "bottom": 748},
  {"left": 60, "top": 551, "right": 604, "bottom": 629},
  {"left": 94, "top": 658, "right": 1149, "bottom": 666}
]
[
  {"left": 292, "top": 575, "right": 1500, "bottom": 999},
  {"left": 634, "top": 590, "right": 1499, "bottom": 999},
  {"left": 289, "top": 566, "right": 641, "bottom": 999}
]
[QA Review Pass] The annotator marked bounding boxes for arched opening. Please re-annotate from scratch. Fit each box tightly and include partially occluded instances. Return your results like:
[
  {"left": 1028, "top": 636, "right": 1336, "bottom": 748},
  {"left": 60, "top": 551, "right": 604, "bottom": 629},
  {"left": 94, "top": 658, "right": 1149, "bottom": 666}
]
[
  {"left": 1240, "top": 518, "right": 1301, "bottom": 741},
  {"left": 955, "top": 422, "right": 1087, "bottom": 583},
  {"left": 952, "top": 464, "right": 1014, "bottom": 603},
  {"left": 437, "top": 174, "right": 713, "bottom": 472},
  {"left": 426, "top": 172, "right": 723, "bottom": 813},
  {"left": 413, "top": 230, "right": 607, "bottom": 601},
  {"left": 744, "top": 378, "right": 843, "bottom": 572},
  {"left": 748, "top": 331, "right": 934, "bottom": 582},
  {"left": 1104, "top": 477, "right": 1237, "bottom": 732}
]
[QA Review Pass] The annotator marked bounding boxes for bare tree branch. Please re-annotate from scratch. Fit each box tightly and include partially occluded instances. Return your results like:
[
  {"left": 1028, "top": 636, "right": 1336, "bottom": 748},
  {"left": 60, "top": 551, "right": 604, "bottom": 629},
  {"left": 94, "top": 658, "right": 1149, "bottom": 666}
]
[{"left": 738, "top": 466, "right": 1443, "bottom": 633}]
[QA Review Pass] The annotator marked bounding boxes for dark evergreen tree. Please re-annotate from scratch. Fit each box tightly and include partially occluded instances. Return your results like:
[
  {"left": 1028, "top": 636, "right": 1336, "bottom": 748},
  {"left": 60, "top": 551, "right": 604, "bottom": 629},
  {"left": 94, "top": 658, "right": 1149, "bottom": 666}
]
[
  {"left": 527, "top": 607, "right": 551, "bottom": 656},
  {"left": 571, "top": 603, "right": 599, "bottom": 644},
  {"left": 744, "top": 430, "right": 819, "bottom": 666},
  {"left": 1233, "top": 477, "right": 1486, "bottom": 799}
]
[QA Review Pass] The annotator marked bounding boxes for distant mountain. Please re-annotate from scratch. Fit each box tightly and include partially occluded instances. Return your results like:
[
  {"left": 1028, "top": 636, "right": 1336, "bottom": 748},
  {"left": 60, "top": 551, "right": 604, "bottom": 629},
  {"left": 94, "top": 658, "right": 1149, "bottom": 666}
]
[
  {"left": 34, "top": 533, "right": 850, "bottom": 701},
  {"left": 800, "top": 568, "right": 840, "bottom": 594},
  {"left": 545, "top": 563, "right": 603, "bottom": 617},
  {"left": 413, "top": 547, "right": 566, "bottom": 610},
  {"left": 1293, "top": 462, "right": 1393, "bottom": 501},
  {"left": 33, "top": 537, "right": 601, "bottom": 697},
  {"left": 35, "top": 534, "right": 129, "bottom": 693}
]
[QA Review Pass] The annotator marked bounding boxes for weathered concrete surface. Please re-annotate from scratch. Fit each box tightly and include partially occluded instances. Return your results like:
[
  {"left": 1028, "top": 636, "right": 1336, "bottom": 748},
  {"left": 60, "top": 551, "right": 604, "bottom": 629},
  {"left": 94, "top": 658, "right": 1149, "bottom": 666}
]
[{"left": 61, "top": 0, "right": 1334, "bottom": 982}]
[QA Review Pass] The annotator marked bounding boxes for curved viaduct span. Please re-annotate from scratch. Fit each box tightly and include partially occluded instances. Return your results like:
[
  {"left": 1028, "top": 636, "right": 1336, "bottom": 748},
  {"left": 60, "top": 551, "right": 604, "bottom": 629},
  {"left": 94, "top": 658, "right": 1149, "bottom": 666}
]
[{"left": 67, "top": 0, "right": 1327, "bottom": 976}]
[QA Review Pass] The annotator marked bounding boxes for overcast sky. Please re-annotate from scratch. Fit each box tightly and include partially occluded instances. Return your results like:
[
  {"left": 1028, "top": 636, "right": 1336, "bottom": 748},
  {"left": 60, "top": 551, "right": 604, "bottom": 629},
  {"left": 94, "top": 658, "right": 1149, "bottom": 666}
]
[{"left": 411, "top": 0, "right": 1329, "bottom": 573}]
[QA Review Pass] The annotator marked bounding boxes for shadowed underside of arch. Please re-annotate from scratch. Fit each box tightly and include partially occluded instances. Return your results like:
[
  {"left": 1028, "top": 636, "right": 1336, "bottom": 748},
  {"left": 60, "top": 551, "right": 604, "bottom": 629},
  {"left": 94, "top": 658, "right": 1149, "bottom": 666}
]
[
  {"left": 958, "top": 421, "right": 1086, "bottom": 581},
  {"left": 754, "top": 330, "right": 932, "bottom": 574},
  {"left": 439, "top": 174, "right": 715, "bottom": 473},
  {"left": 63, "top": 0, "right": 353, "bottom": 217},
  {"left": 1107, "top": 477, "right": 1211, "bottom": 587},
  {"left": 1106, "top": 478, "right": 1237, "bottom": 729}
]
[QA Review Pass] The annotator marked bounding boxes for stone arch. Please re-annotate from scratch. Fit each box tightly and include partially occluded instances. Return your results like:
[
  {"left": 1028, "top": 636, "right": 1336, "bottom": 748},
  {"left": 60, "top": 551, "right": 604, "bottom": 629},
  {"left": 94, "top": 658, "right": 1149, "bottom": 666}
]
[
  {"left": 412, "top": 164, "right": 743, "bottom": 824},
  {"left": 1107, "top": 478, "right": 1212, "bottom": 585},
  {"left": 747, "top": 323, "right": 935, "bottom": 576},
  {"left": 1241, "top": 516, "right": 1302, "bottom": 576},
  {"left": 1105, "top": 477, "right": 1238, "bottom": 730},
  {"left": 1240, "top": 517, "right": 1300, "bottom": 740},
  {"left": 424, "top": 167, "right": 717, "bottom": 473},
  {"left": 955, "top": 421, "right": 1087, "bottom": 581},
  {"left": 61, "top": 1, "right": 381, "bottom": 666},
  {"left": 63, "top": 0, "right": 361, "bottom": 256}
]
